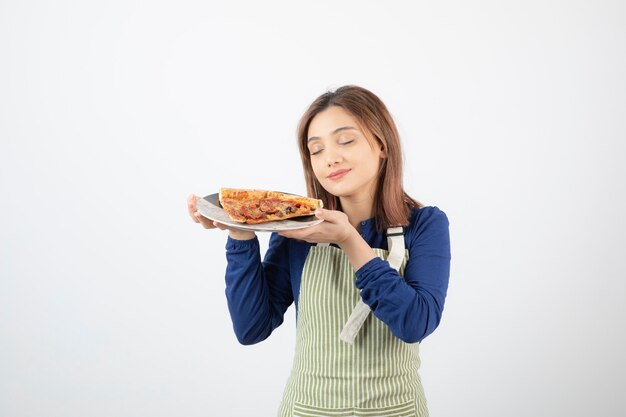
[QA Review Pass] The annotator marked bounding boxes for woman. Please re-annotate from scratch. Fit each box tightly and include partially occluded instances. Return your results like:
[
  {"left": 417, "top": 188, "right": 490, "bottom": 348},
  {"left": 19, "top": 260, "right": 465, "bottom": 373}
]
[{"left": 188, "top": 85, "right": 451, "bottom": 417}]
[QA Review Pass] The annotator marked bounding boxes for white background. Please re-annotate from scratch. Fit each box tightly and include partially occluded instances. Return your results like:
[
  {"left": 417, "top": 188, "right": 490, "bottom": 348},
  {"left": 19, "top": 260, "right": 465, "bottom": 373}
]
[{"left": 1, "top": 1, "right": 625, "bottom": 416}]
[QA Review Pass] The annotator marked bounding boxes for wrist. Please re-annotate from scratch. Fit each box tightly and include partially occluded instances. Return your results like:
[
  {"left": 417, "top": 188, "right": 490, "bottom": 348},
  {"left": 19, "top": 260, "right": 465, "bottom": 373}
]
[
  {"left": 338, "top": 227, "right": 361, "bottom": 248},
  {"left": 338, "top": 229, "right": 377, "bottom": 271},
  {"left": 228, "top": 229, "right": 256, "bottom": 240}
]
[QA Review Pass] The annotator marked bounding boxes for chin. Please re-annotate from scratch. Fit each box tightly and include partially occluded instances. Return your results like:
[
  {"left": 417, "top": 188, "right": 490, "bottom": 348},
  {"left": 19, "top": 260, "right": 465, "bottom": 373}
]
[{"left": 321, "top": 183, "right": 357, "bottom": 198}]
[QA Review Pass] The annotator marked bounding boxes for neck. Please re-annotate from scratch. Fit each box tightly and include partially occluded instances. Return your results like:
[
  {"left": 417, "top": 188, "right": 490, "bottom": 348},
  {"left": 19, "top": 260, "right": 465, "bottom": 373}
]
[{"left": 339, "top": 195, "right": 374, "bottom": 229}]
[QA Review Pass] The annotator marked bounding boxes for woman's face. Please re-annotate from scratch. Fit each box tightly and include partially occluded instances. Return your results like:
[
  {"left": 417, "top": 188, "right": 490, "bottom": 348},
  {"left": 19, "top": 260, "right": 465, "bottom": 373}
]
[{"left": 307, "top": 106, "right": 384, "bottom": 201}]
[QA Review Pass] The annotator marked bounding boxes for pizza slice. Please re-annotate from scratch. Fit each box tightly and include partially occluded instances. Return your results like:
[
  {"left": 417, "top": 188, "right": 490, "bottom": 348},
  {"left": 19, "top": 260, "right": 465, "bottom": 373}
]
[{"left": 218, "top": 188, "right": 323, "bottom": 224}]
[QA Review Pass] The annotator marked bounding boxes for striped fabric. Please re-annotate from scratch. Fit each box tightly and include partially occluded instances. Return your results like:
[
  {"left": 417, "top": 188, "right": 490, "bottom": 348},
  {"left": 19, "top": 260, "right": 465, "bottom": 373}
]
[
  {"left": 293, "top": 400, "right": 416, "bottom": 417},
  {"left": 278, "top": 246, "right": 428, "bottom": 417}
]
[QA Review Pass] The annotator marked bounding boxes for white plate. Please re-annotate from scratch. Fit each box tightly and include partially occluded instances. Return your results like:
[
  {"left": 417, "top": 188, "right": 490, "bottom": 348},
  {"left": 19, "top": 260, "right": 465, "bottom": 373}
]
[{"left": 196, "top": 193, "right": 323, "bottom": 232}]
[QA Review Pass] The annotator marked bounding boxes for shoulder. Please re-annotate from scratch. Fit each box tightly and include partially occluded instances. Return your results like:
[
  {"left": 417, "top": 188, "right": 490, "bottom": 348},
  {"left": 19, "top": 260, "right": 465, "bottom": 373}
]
[
  {"left": 409, "top": 205, "right": 449, "bottom": 227},
  {"left": 405, "top": 206, "right": 450, "bottom": 242}
]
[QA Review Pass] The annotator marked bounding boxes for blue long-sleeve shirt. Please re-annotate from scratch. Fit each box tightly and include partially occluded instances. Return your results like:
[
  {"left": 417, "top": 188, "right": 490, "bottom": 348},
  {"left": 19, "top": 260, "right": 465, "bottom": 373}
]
[{"left": 224, "top": 206, "right": 451, "bottom": 345}]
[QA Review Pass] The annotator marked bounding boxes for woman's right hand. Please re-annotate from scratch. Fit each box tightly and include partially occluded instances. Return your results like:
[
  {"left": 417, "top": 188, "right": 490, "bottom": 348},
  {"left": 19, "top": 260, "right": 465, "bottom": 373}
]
[{"left": 187, "top": 194, "right": 256, "bottom": 240}]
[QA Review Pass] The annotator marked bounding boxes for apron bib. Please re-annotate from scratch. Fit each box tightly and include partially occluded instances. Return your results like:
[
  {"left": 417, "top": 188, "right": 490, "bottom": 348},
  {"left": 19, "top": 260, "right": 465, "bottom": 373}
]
[{"left": 277, "top": 243, "right": 429, "bottom": 417}]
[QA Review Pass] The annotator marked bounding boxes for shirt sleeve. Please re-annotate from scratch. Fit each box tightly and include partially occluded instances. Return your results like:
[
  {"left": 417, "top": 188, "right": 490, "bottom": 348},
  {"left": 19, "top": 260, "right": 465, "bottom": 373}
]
[
  {"left": 225, "top": 233, "right": 293, "bottom": 345},
  {"left": 355, "top": 207, "right": 451, "bottom": 343}
]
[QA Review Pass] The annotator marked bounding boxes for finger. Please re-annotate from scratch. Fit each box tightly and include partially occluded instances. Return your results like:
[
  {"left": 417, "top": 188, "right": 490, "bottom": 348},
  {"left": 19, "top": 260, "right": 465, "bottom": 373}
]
[
  {"left": 213, "top": 221, "right": 229, "bottom": 230},
  {"left": 278, "top": 231, "right": 294, "bottom": 240},
  {"left": 278, "top": 229, "right": 300, "bottom": 239},
  {"left": 194, "top": 211, "right": 215, "bottom": 229},
  {"left": 279, "top": 228, "right": 312, "bottom": 241},
  {"left": 187, "top": 194, "right": 200, "bottom": 219}
]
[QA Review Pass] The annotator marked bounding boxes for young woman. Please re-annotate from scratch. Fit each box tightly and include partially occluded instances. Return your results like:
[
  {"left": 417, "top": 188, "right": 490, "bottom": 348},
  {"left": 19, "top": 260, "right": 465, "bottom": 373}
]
[{"left": 188, "top": 85, "right": 451, "bottom": 417}]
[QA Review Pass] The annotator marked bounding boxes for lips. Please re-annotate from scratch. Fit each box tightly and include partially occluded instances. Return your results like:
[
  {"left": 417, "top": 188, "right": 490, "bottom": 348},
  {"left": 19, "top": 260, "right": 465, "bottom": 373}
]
[{"left": 327, "top": 169, "right": 351, "bottom": 180}]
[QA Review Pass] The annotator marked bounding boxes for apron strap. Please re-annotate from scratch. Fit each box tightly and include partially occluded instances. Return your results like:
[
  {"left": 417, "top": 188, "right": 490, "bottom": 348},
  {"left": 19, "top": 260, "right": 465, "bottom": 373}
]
[{"left": 339, "top": 227, "right": 405, "bottom": 344}]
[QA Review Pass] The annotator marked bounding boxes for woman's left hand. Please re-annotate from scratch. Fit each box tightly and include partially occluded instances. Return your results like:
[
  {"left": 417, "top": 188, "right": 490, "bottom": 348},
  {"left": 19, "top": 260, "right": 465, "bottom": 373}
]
[{"left": 278, "top": 208, "right": 356, "bottom": 244}]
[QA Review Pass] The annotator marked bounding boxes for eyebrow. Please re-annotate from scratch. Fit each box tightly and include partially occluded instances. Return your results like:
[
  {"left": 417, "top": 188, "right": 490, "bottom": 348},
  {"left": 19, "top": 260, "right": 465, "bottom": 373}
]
[{"left": 307, "top": 126, "right": 358, "bottom": 142}]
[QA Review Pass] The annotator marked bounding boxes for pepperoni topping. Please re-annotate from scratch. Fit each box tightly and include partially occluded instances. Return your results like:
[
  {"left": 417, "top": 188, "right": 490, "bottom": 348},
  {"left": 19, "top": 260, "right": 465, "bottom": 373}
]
[{"left": 259, "top": 199, "right": 279, "bottom": 214}]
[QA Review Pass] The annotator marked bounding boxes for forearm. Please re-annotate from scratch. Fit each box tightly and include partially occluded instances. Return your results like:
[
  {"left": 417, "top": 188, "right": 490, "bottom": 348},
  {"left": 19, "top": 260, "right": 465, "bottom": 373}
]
[
  {"left": 355, "top": 258, "right": 444, "bottom": 343},
  {"left": 225, "top": 236, "right": 291, "bottom": 344},
  {"left": 338, "top": 228, "right": 377, "bottom": 271}
]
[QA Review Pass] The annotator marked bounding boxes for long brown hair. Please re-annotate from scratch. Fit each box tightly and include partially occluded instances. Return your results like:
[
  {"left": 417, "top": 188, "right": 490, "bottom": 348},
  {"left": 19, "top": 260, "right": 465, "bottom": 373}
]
[{"left": 297, "top": 85, "right": 421, "bottom": 232}]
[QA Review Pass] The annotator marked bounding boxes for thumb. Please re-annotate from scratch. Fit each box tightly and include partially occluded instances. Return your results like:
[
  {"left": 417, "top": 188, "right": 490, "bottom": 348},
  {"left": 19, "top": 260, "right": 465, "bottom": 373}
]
[{"left": 315, "top": 208, "right": 341, "bottom": 222}]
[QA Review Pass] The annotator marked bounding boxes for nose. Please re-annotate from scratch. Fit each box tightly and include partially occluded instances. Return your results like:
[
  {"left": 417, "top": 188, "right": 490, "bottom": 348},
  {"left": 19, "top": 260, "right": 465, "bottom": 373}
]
[{"left": 325, "top": 146, "right": 342, "bottom": 167}]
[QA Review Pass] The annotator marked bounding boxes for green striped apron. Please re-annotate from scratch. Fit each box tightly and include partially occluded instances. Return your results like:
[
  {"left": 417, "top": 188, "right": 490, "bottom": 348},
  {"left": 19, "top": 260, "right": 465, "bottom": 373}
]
[{"left": 277, "top": 234, "right": 428, "bottom": 417}]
